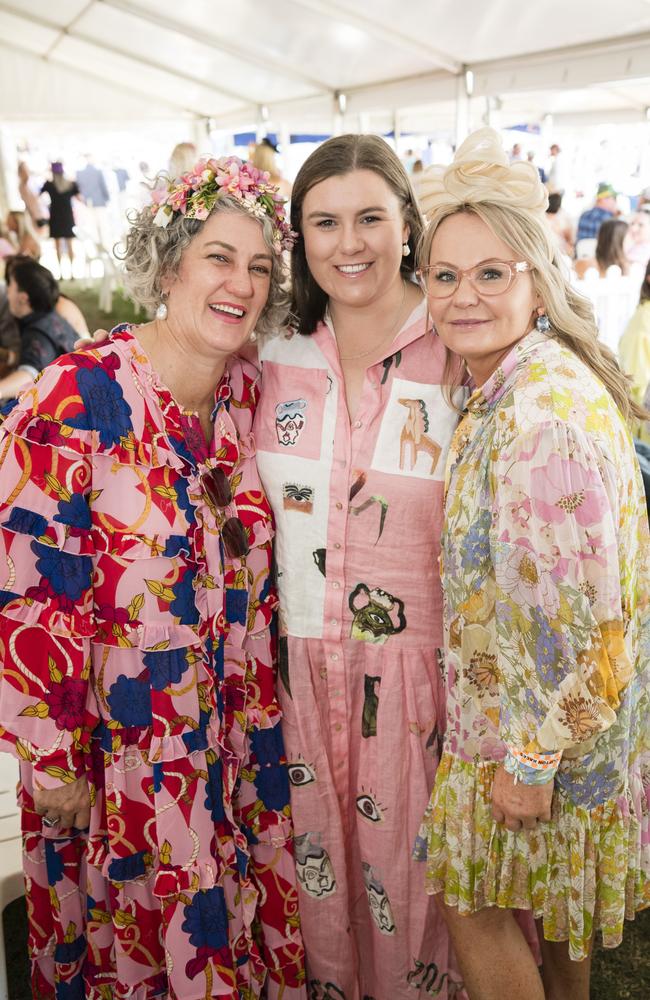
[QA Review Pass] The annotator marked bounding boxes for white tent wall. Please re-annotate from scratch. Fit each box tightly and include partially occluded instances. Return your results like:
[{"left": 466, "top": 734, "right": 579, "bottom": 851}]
[{"left": 2, "top": 0, "right": 650, "bottom": 216}]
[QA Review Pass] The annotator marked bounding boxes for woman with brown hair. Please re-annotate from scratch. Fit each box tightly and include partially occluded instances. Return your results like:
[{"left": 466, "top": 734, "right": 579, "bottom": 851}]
[
  {"left": 574, "top": 217, "right": 630, "bottom": 278},
  {"left": 253, "top": 134, "right": 465, "bottom": 998}
]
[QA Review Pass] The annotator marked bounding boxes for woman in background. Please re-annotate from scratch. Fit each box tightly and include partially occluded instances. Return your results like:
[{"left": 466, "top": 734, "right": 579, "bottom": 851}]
[{"left": 41, "top": 161, "right": 81, "bottom": 276}]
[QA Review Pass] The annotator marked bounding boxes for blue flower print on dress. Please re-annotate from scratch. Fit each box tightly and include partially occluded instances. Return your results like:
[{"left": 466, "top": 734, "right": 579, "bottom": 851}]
[
  {"left": 171, "top": 474, "right": 195, "bottom": 525},
  {"left": 204, "top": 756, "right": 226, "bottom": 822},
  {"left": 5, "top": 507, "right": 47, "bottom": 538},
  {"left": 182, "top": 709, "right": 211, "bottom": 753},
  {"left": 54, "top": 934, "right": 86, "bottom": 965},
  {"left": 143, "top": 647, "right": 190, "bottom": 691},
  {"left": 254, "top": 764, "right": 290, "bottom": 811},
  {"left": 55, "top": 974, "right": 85, "bottom": 1000},
  {"left": 251, "top": 725, "right": 285, "bottom": 767},
  {"left": 181, "top": 886, "right": 229, "bottom": 950},
  {"left": 65, "top": 364, "right": 133, "bottom": 448},
  {"left": 107, "top": 849, "right": 149, "bottom": 882},
  {"left": 44, "top": 840, "right": 65, "bottom": 885},
  {"left": 152, "top": 762, "right": 164, "bottom": 793},
  {"left": 530, "top": 605, "right": 569, "bottom": 685},
  {"left": 32, "top": 542, "right": 92, "bottom": 602},
  {"left": 461, "top": 509, "right": 492, "bottom": 571},
  {"left": 162, "top": 535, "right": 190, "bottom": 558},
  {"left": 225, "top": 588, "right": 248, "bottom": 626},
  {"left": 556, "top": 759, "right": 621, "bottom": 807},
  {"left": 54, "top": 493, "right": 91, "bottom": 533},
  {"left": 106, "top": 675, "right": 152, "bottom": 727},
  {"left": 169, "top": 569, "right": 198, "bottom": 625}
]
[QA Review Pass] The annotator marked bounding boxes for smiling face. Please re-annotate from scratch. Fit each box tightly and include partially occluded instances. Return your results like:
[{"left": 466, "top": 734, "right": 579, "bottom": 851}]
[
  {"left": 301, "top": 169, "right": 409, "bottom": 311},
  {"left": 163, "top": 209, "right": 272, "bottom": 361},
  {"left": 426, "top": 212, "right": 540, "bottom": 386},
  {"left": 628, "top": 211, "right": 650, "bottom": 246}
]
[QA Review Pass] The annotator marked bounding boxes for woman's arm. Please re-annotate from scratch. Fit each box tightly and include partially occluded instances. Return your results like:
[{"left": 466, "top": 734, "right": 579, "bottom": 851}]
[
  {"left": 491, "top": 419, "right": 638, "bottom": 782},
  {"left": 0, "top": 367, "right": 35, "bottom": 399},
  {"left": 0, "top": 364, "right": 98, "bottom": 793}
]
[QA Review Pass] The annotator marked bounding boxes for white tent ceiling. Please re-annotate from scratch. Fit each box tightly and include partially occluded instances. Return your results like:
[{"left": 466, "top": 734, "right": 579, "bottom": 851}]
[{"left": 2, "top": 0, "right": 650, "bottom": 134}]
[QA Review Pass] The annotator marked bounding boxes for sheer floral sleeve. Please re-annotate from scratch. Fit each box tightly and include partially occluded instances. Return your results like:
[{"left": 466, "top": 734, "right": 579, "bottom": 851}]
[{"left": 491, "top": 419, "right": 636, "bottom": 781}]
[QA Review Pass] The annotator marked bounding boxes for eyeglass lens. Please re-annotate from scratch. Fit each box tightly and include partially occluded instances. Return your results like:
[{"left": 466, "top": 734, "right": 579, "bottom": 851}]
[
  {"left": 201, "top": 467, "right": 250, "bottom": 559},
  {"left": 202, "top": 467, "right": 232, "bottom": 507},
  {"left": 422, "top": 262, "right": 515, "bottom": 297}
]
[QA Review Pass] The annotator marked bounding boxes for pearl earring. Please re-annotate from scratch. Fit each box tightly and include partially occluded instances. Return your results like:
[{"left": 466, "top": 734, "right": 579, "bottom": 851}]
[
  {"left": 155, "top": 295, "right": 168, "bottom": 321},
  {"left": 402, "top": 242, "right": 410, "bottom": 257}
]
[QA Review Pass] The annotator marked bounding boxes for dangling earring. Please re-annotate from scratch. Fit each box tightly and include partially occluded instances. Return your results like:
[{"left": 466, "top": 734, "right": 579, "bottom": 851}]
[
  {"left": 155, "top": 294, "right": 168, "bottom": 321},
  {"left": 249, "top": 331, "right": 257, "bottom": 343},
  {"left": 402, "top": 242, "right": 410, "bottom": 257},
  {"left": 535, "top": 307, "right": 550, "bottom": 333}
]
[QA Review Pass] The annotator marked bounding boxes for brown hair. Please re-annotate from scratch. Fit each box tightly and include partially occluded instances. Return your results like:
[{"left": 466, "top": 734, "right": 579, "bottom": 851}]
[
  {"left": 595, "top": 218, "right": 628, "bottom": 274},
  {"left": 290, "top": 134, "right": 424, "bottom": 335}
]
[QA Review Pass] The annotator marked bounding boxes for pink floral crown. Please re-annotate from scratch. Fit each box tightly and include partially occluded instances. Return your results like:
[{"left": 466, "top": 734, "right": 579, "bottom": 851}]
[{"left": 150, "top": 155, "right": 296, "bottom": 254}]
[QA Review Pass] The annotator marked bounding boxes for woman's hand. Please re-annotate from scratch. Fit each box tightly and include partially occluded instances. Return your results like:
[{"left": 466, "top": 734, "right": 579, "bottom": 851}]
[
  {"left": 33, "top": 777, "right": 91, "bottom": 830},
  {"left": 74, "top": 329, "right": 109, "bottom": 351},
  {"left": 491, "top": 764, "right": 553, "bottom": 832}
]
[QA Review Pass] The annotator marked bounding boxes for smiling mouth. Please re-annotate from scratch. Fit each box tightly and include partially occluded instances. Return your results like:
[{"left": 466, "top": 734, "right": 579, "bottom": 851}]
[
  {"left": 209, "top": 303, "right": 246, "bottom": 318},
  {"left": 335, "top": 263, "right": 372, "bottom": 275}
]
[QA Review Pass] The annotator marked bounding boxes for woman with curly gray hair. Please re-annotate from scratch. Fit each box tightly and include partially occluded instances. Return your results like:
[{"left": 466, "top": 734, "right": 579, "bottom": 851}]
[{"left": 0, "top": 158, "right": 306, "bottom": 998}]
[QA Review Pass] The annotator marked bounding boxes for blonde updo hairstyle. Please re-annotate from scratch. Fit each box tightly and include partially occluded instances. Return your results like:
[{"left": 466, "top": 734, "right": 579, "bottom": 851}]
[
  {"left": 118, "top": 191, "right": 290, "bottom": 338},
  {"left": 417, "top": 128, "right": 645, "bottom": 423}
]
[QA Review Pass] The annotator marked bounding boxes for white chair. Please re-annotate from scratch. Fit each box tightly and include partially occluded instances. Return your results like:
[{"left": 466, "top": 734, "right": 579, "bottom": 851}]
[
  {"left": 0, "top": 753, "right": 23, "bottom": 1000},
  {"left": 574, "top": 268, "right": 639, "bottom": 355},
  {"left": 575, "top": 237, "right": 597, "bottom": 259}
]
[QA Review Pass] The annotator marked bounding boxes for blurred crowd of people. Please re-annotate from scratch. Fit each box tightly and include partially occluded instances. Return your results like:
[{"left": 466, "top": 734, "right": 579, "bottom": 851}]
[{"left": 2, "top": 132, "right": 649, "bottom": 433}]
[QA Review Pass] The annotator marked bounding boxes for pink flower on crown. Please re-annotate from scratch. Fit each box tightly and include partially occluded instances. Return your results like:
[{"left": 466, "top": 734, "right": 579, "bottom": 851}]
[
  {"left": 168, "top": 188, "right": 188, "bottom": 212},
  {"left": 148, "top": 154, "right": 296, "bottom": 251}
]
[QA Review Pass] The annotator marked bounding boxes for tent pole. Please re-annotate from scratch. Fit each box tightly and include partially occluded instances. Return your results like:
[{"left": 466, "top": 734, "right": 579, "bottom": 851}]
[{"left": 455, "top": 67, "right": 472, "bottom": 147}]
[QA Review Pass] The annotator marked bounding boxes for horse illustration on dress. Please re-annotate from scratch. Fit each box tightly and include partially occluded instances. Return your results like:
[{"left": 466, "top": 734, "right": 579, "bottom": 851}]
[{"left": 398, "top": 398, "right": 442, "bottom": 474}]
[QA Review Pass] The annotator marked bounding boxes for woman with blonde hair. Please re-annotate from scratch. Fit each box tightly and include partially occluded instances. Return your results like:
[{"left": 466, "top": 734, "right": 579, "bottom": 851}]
[
  {"left": 251, "top": 138, "right": 292, "bottom": 200},
  {"left": 415, "top": 129, "right": 650, "bottom": 1000}
]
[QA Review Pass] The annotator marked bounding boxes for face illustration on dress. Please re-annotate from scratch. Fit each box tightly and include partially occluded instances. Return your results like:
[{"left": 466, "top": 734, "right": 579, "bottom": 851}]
[
  {"left": 362, "top": 861, "right": 396, "bottom": 935},
  {"left": 275, "top": 398, "right": 307, "bottom": 446},
  {"left": 294, "top": 832, "right": 337, "bottom": 899},
  {"left": 349, "top": 583, "right": 406, "bottom": 644}
]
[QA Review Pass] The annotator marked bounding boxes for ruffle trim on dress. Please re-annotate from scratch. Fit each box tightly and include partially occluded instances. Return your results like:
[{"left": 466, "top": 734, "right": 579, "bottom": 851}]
[
  {"left": 3, "top": 395, "right": 190, "bottom": 473},
  {"left": 0, "top": 597, "right": 94, "bottom": 637},
  {"left": 419, "top": 752, "right": 650, "bottom": 960}
]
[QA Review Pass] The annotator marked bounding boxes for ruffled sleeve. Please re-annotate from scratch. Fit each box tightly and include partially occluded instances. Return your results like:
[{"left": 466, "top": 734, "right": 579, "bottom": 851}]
[
  {"left": 0, "top": 369, "right": 98, "bottom": 788},
  {"left": 490, "top": 419, "right": 639, "bottom": 779}
]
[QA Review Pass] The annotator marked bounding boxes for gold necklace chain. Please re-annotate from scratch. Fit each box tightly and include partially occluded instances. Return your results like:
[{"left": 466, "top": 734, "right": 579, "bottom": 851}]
[{"left": 337, "top": 280, "right": 407, "bottom": 361}]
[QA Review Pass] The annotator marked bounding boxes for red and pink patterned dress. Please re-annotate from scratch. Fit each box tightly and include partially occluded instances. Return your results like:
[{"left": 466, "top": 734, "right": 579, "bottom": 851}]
[{"left": 0, "top": 327, "right": 305, "bottom": 999}]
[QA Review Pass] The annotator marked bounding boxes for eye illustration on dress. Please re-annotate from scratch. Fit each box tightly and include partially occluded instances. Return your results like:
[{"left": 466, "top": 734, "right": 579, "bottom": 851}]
[
  {"left": 282, "top": 482, "right": 314, "bottom": 514},
  {"left": 355, "top": 787, "right": 385, "bottom": 823},
  {"left": 287, "top": 758, "right": 317, "bottom": 787}
]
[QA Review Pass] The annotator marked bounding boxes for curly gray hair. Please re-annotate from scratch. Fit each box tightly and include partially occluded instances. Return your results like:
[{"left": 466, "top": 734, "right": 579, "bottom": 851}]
[{"left": 117, "top": 194, "right": 290, "bottom": 336}]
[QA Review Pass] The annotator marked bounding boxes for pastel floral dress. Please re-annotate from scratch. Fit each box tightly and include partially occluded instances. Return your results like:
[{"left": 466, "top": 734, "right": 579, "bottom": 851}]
[
  {"left": 0, "top": 328, "right": 305, "bottom": 999},
  {"left": 418, "top": 328, "right": 650, "bottom": 960}
]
